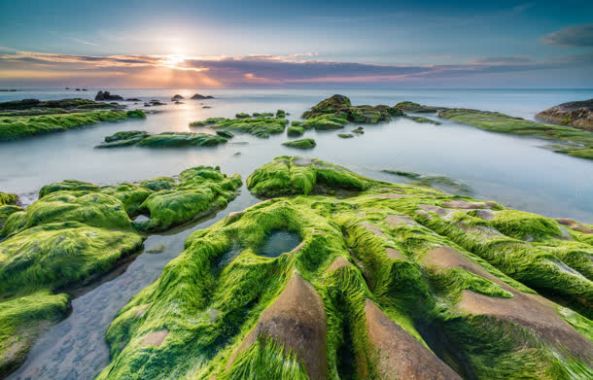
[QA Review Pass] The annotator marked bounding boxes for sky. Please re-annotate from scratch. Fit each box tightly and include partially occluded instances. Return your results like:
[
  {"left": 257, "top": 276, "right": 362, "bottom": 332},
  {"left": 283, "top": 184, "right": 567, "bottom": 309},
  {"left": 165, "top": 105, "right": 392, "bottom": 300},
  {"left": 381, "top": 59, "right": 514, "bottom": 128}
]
[{"left": 0, "top": 0, "right": 592, "bottom": 88}]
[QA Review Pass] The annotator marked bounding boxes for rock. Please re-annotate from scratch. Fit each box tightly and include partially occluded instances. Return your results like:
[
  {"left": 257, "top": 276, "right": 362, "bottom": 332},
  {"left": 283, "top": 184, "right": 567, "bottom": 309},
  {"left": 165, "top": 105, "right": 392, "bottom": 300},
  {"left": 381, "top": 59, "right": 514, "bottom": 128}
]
[
  {"left": 338, "top": 133, "right": 354, "bottom": 138},
  {"left": 95, "top": 91, "right": 124, "bottom": 101},
  {"left": 171, "top": 94, "right": 184, "bottom": 101},
  {"left": 536, "top": 99, "right": 593, "bottom": 131},
  {"left": 282, "top": 138, "right": 316, "bottom": 149},
  {"left": 393, "top": 101, "right": 446, "bottom": 113},
  {"left": 125, "top": 98, "right": 141, "bottom": 102},
  {"left": 191, "top": 93, "right": 214, "bottom": 100}
]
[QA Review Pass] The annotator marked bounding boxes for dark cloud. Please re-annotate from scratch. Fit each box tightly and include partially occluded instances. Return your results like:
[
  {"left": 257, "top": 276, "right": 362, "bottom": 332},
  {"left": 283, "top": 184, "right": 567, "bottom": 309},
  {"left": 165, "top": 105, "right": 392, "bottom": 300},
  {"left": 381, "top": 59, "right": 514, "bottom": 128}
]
[{"left": 542, "top": 24, "right": 593, "bottom": 47}]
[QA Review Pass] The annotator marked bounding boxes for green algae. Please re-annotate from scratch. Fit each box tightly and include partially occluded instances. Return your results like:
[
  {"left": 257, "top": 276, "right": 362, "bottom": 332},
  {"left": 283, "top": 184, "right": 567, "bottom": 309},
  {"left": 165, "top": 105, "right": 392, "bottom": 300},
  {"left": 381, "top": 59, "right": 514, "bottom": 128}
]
[
  {"left": 98, "top": 157, "right": 593, "bottom": 379},
  {"left": 0, "top": 167, "right": 241, "bottom": 375},
  {"left": 338, "top": 133, "right": 354, "bottom": 139},
  {"left": 97, "top": 131, "right": 228, "bottom": 148},
  {"left": 0, "top": 109, "right": 146, "bottom": 141},
  {"left": 0, "top": 192, "right": 18, "bottom": 206},
  {"left": 393, "top": 101, "right": 445, "bottom": 113},
  {"left": 436, "top": 108, "right": 593, "bottom": 160},
  {"left": 302, "top": 95, "right": 403, "bottom": 125},
  {"left": 246, "top": 156, "right": 371, "bottom": 198},
  {"left": 0, "top": 291, "right": 69, "bottom": 376},
  {"left": 282, "top": 138, "right": 316, "bottom": 150},
  {"left": 189, "top": 111, "right": 288, "bottom": 138},
  {"left": 287, "top": 125, "right": 305, "bottom": 137}
]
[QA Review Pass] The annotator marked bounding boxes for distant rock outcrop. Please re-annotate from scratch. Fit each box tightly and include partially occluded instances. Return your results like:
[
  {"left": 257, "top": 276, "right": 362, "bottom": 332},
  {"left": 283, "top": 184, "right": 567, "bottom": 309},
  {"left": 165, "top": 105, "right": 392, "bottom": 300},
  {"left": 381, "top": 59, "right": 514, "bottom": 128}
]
[
  {"left": 536, "top": 99, "right": 593, "bottom": 131},
  {"left": 95, "top": 91, "right": 124, "bottom": 101},
  {"left": 171, "top": 94, "right": 184, "bottom": 101},
  {"left": 190, "top": 93, "right": 214, "bottom": 100}
]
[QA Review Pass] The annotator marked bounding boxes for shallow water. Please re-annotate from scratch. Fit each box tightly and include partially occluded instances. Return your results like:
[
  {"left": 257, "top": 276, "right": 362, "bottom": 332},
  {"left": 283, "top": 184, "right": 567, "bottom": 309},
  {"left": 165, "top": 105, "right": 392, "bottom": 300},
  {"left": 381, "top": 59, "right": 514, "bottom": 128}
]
[
  {"left": 2, "top": 88, "right": 593, "bottom": 221},
  {"left": 259, "top": 231, "right": 302, "bottom": 257},
  {"left": 3, "top": 87, "right": 593, "bottom": 379}
]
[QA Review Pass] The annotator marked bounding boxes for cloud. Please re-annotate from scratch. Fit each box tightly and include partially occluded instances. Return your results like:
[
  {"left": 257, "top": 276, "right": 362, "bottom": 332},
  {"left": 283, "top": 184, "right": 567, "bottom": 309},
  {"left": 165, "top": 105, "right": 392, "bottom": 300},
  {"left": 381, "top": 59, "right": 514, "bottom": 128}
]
[
  {"left": 0, "top": 50, "right": 578, "bottom": 88},
  {"left": 542, "top": 24, "right": 593, "bottom": 47}
]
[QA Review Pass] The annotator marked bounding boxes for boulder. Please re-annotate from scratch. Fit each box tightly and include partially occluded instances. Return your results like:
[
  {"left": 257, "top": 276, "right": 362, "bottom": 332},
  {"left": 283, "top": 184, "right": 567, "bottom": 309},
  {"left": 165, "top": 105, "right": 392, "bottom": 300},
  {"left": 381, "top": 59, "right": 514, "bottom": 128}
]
[{"left": 95, "top": 91, "right": 124, "bottom": 101}]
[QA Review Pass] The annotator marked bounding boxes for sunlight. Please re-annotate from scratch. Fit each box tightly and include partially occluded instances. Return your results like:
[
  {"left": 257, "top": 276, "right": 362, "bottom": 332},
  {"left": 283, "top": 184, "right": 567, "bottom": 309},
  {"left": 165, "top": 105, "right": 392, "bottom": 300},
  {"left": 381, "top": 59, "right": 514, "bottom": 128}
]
[{"left": 164, "top": 54, "right": 186, "bottom": 68}]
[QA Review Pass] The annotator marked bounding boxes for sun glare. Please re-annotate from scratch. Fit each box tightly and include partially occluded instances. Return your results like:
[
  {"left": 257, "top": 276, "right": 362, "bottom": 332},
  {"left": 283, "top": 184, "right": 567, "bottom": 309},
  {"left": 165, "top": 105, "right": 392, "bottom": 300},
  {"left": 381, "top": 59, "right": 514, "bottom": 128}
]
[{"left": 164, "top": 54, "right": 186, "bottom": 67}]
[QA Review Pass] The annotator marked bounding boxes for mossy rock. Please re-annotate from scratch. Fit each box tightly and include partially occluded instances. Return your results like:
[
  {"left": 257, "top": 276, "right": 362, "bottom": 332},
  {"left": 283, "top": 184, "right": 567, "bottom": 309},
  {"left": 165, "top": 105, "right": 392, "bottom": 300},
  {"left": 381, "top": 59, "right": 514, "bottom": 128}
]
[
  {"left": 99, "top": 157, "right": 593, "bottom": 379},
  {"left": 0, "top": 167, "right": 242, "bottom": 375},
  {"left": 97, "top": 131, "right": 228, "bottom": 148},
  {"left": 0, "top": 108, "right": 146, "bottom": 141},
  {"left": 0, "top": 192, "right": 18, "bottom": 206},
  {"left": 429, "top": 106, "right": 593, "bottom": 161},
  {"left": 338, "top": 133, "right": 354, "bottom": 139},
  {"left": 287, "top": 125, "right": 305, "bottom": 137},
  {"left": 282, "top": 138, "right": 316, "bottom": 150},
  {"left": 393, "top": 101, "right": 445, "bottom": 113},
  {"left": 189, "top": 113, "right": 288, "bottom": 138},
  {"left": 301, "top": 95, "right": 402, "bottom": 125}
]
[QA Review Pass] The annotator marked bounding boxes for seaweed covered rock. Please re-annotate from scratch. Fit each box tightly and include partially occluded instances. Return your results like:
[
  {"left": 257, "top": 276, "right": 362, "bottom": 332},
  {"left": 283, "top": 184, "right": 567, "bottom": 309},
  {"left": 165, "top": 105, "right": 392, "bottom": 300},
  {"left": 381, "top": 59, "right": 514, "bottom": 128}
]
[
  {"left": 0, "top": 167, "right": 241, "bottom": 375},
  {"left": 97, "top": 131, "right": 228, "bottom": 148},
  {"left": 287, "top": 125, "right": 305, "bottom": 137},
  {"left": 246, "top": 156, "right": 372, "bottom": 197},
  {"left": 0, "top": 108, "right": 146, "bottom": 141},
  {"left": 437, "top": 108, "right": 593, "bottom": 160},
  {"left": 0, "top": 191, "right": 18, "bottom": 206},
  {"left": 99, "top": 158, "right": 593, "bottom": 379},
  {"left": 393, "top": 101, "right": 446, "bottom": 113},
  {"left": 189, "top": 112, "right": 288, "bottom": 138},
  {"left": 282, "top": 138, "right": 316, "bottom": 150},
  {"left": 536, "top": 99, "right": 593, "bottom": 131},
  {"left": 301, "top": 95, "right": 403, "bottom": 126}
]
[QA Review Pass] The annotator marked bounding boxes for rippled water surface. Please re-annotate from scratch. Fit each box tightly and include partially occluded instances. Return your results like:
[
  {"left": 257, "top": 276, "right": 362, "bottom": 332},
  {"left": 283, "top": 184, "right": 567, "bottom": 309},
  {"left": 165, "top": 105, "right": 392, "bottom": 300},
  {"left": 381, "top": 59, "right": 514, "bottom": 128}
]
[{"left": 3, "top": 88, "right": 593, "bottom": 379}]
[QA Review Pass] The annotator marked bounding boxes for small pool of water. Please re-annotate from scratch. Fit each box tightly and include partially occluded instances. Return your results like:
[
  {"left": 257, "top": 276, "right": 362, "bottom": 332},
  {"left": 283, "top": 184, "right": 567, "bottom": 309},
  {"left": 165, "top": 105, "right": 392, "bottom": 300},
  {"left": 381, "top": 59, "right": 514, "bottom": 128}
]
[{"left": 259, "top": 231, "right": 301, "bottom": 257}]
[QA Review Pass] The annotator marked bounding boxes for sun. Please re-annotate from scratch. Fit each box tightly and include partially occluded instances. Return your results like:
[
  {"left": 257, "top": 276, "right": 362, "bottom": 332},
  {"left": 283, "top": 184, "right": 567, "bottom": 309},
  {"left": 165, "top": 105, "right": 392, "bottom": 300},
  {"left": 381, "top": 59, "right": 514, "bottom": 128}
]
[{"left": 164, "top": 54, "right": 186, "bottom": 67}]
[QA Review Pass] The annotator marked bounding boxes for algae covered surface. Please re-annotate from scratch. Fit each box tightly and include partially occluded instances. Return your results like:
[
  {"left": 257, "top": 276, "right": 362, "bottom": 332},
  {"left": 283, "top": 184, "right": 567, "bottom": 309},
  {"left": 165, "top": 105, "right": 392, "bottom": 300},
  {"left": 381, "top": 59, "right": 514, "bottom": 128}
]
[
  {"left": 0, "top": 97, "right": 146, "bottom": 141},
  {"left": 394, "top": 101, "right": 593, "bottom": 160},
  {"left": 0, "top": 166, "right": 241, "bottom": 376},
  {"left": 189, "top": 111, "right": 288, "bottom": 138},
  {"left": 97, "top": 130, "right": 228, "bottom": 148},
  {"left": 99, "top": 156, "right": 593, "bottom": 380}
]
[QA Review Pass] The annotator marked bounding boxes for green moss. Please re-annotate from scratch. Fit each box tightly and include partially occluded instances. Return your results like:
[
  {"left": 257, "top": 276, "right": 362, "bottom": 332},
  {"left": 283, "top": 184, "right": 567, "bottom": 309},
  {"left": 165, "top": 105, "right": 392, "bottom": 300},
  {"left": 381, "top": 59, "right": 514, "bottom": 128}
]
[
  {"left": 338, "top": 133, "right": 354, "bottom": 139},
  {"left": 0, "top": 109, "right": 146, "bottom": 141},
  {"left": 393, "top": 101, "right": 444, "bottom": 113},
  {"left": 405, "top": 115, "right": 442, "bottom": 125},
  {"left": 246, "top": 156, "right": 372, "bottom": 198},
  {"left": 97, "top": 131, "right": 228, "bottom": 148},
  {"left": 0, "top": 192, "right": 18, "bottom": 206},
  {"left": 300, "top": 95, "right": 402, "bottom": 128},
  {"left": 286, "top": 125, "right": 304, "bottom": 137},
  {"left": 98, "top": 158, "right": 593, "bottom": 379},
  {"left": 0, "top": 167, "right": 242, "bottom": 374},
  {"left": 436, "top": 108, "right": 593, "bottom": 161},
  {"left": 282, "top": 138, "right": 316, "bottom": 150},
  {"left": 0, "top": 291, "right": 69, "bottom": 376},
  {"left": 189, "top": 113, "right": 288, "bottom": 138}
]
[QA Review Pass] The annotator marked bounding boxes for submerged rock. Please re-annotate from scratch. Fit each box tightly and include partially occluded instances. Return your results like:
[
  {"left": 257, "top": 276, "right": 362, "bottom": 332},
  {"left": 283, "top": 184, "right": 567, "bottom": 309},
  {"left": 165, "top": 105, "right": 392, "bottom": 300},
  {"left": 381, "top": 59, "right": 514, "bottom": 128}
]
[
  {"left": 97, "top": 131, "right": 228, "bottom": 148},
  {"left": 338, "top": 133, "right": 354, "bottom": 138},
  {"left": 536, "top": 99, "right": 593, "bottom": 131},
  {"left": 98, "top": 157, "right": 593, "bottom": 380},
  {"left": 171, "top": 94, "right": 184, "bottom": 101},
  {"left": 282, "top": 138, "right": 316, "bottom": 149}
]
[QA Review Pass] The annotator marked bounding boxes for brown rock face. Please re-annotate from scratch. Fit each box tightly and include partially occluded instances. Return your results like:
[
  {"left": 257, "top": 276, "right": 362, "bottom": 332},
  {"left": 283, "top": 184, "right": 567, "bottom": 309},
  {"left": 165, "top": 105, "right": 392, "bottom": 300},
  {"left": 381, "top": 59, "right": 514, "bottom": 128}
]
[
  {"left": 364, "top": 299, "right": 461, "bottom": 380},
  {"left": 536, "top": 99, "right": 593, "bottom": 130},
  {"left": 228, "top": 272, "right": 328, "bottom": 380}
]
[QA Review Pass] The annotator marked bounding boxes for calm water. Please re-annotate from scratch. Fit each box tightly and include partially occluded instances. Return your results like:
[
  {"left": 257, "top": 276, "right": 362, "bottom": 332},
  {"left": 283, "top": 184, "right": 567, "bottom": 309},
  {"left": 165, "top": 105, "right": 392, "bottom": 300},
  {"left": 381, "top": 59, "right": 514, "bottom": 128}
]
[
  {"left": 3, "top": 88, "right": 593, "bottom": 379},
  {"left": 1, "top": 89, "right": 593, "bottom": 222}
]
